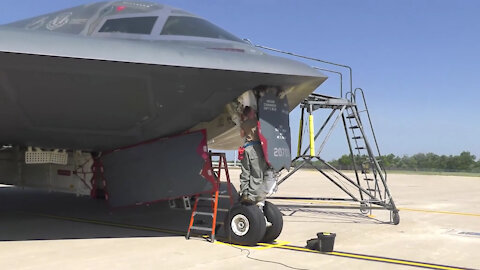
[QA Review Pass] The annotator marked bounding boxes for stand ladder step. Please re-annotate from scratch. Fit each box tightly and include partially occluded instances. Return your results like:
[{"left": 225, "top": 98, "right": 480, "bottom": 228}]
[
  {"left": 194, "top": 211, "right": 214, "bottom": 217},
  {"left": 197, "top": 197, "right": 215, "bottom": 201},
  {"left": 186, "top": 152, "right": 234, "bottom": 243},
  {"left": 190, "top": 226, "right": 212, "bottom": 232}
]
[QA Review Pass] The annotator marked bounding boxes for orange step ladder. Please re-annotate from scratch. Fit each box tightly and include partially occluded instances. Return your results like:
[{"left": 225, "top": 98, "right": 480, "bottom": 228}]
[{"left": 186, "top": 152, "right": 234, "bottom": 242}]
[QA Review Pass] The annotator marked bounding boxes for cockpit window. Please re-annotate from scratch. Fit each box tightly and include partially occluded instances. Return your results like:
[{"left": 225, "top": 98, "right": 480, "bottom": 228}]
[
  {"left": 99, "top": 16, "right": 158, "bottom": 34},
  {"left": 160, "top": 16, "right": 243, "bottom": 42}
]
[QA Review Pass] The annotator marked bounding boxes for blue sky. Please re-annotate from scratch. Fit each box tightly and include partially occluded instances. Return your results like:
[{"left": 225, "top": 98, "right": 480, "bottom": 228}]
[{"left": 1, "top": 0, "right": 479, "bottom": 160}]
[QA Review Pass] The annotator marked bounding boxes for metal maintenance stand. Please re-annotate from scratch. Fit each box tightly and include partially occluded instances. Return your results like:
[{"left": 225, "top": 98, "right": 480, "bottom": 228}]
[
  {"left": 272, "top": 90, "right": 400, "bottom": 225},
  {"left": 254, "top": 44, "right": 399, "bottom": 224}
]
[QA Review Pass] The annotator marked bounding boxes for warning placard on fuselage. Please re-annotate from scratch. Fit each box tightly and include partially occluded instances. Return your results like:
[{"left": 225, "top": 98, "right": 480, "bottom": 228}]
[{"left": 258, "top": 89, "right": 291, "bottom": 172}]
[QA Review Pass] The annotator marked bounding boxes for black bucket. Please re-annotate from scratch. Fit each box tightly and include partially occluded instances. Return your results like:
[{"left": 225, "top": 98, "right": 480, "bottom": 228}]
[
  {"left": 306, "top": 238, "right": 319, "bottom": 250},
  {"left": 316, "top": 232, "right": 336, "bottom": 252}
]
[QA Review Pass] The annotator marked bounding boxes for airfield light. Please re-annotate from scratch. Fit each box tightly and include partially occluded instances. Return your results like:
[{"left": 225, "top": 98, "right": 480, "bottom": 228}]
[{"left": 116, "top": 6, "right": 126, "bottom": 12}]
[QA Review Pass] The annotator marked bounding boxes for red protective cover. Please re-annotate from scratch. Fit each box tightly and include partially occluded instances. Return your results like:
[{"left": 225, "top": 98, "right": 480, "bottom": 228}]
[{"left": 257, "top": 121, "right": 271, "bottom": 167}]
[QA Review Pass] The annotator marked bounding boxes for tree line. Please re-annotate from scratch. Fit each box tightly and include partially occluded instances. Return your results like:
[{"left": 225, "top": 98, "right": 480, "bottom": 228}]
[{"left": 326, "top": 151, "right": 480, "bottom": 173}]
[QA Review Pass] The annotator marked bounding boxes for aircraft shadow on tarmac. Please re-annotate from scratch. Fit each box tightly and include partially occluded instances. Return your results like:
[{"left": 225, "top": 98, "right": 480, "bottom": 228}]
[
  {"left": 0, "top": 186, "right": 388, "bottom": 241},
  {"left": 0, "top": 186, "right": 196, "bottom": 241}
]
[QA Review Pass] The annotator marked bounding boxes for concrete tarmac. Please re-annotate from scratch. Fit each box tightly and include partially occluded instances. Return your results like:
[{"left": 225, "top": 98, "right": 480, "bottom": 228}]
[{"left": 0, "top": 169, "right": 479, "bottom": 269}]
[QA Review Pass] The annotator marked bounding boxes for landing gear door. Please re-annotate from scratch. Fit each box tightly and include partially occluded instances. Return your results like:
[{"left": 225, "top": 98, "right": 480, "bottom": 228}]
[{"left": 258, "top": 89, "right": 291, "bottom": 172}]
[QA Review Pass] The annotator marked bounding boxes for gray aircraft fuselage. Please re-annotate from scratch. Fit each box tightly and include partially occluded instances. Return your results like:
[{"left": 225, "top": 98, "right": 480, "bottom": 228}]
[{"left": 0, "top": 1, "right": 327, "bottom": 151}]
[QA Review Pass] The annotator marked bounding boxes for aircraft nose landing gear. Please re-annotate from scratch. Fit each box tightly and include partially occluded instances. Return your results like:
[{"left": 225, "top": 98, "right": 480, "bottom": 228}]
[
  {"left": 225, "top": 204, "right": 266, "bottom": 245},
  {"left": 224, "top": 201, "right": 283, "bottom": 246}
]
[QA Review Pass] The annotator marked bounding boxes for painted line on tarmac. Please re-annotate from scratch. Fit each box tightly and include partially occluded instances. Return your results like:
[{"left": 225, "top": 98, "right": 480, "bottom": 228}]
[
  {"left": 274, "top": 245, "right": 475, "bottom": 270},
  {"left": 275, "top": 199, "right": 480, "bottom": 217},
  {"left": 22, "top": 211, "right": 476, "bottom": 269},
  {"left": 397, "top": 208, "right": 480, "bottom": 217},
  {"left": 216, "top": 240, "right": 290, "bottom": 250}
]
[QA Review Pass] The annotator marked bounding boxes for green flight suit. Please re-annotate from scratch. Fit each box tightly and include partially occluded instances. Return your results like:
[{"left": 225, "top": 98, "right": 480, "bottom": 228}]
[{"left": 240, "top": 143, "right": 269, "bottom": 202}]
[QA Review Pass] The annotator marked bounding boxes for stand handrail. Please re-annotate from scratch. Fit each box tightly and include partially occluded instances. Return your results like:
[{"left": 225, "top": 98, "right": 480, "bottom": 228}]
[{"left": 254, "top": 44, "right": 353, "bottom": 97}]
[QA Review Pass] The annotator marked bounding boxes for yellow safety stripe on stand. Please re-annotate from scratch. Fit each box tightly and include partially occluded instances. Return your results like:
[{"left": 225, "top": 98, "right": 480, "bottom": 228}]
[{"left": 309, "top": 114, "right": 315, "bottom": 156}]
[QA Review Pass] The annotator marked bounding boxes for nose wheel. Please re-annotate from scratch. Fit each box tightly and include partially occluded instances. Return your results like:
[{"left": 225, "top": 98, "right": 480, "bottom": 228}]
[
  {"left": 225, "top": 204, "right": 266, "bottom": 245},
  {"left": 224, "top": 201, "right": 284, "bottom": 245},
  {"left": 261, "top": 201, "right": 283, "bottom": 243}
]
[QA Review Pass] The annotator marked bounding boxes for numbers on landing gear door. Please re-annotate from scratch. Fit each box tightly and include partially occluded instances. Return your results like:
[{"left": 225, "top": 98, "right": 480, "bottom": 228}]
[{"left": 273, "top": 147, "right": 290, "bottom": 157}]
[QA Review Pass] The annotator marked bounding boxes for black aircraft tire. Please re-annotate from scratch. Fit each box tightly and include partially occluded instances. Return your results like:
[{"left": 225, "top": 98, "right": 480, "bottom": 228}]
[
  {"left": 261, "top": 201, "right": 283, "bottom": 243},
  {"left": 225, "top": 203, "right": 266, "bottom": 246}
]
